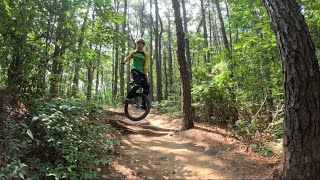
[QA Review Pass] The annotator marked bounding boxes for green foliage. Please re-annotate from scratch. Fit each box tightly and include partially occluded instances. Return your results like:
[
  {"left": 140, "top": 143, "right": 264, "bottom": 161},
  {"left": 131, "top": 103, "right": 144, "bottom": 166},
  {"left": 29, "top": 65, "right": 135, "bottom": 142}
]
[
  {"left": 250, "top": 143, "right": 274, "bottom": 157},
  {"left": 0, "top": 99, "right": 117, "bottom": 179},
  {"left": 234, "top": 119, "right": 260, "bottom": 138},
  {"left": 153, "top": 95, "right": 181, "bottom": 116}
]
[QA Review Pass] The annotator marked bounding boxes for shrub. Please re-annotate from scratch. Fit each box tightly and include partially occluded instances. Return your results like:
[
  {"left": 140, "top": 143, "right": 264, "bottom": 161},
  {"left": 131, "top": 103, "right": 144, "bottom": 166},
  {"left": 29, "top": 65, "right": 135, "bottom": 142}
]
[{"left": 0, "top": 99, "right": 117, "bottom": 179}]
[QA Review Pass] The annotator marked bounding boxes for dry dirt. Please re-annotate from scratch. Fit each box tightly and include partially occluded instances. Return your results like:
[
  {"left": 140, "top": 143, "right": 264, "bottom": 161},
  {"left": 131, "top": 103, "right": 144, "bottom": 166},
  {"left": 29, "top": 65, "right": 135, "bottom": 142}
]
[{"left": 99, "top": 107, "right": 280, "bottom": 179}]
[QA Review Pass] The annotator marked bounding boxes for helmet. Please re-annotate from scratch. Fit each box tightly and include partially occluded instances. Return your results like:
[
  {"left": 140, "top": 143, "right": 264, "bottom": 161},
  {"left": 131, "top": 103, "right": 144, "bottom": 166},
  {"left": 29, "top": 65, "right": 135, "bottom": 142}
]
[{"left": 136, "top": 38, "right": 145, "bottom": 45}]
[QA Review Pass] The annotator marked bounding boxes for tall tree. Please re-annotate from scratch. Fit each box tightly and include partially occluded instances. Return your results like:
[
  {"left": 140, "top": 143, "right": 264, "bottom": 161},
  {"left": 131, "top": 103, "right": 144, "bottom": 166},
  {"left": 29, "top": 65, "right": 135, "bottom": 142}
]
[
  {"left": 96, "top": 42, "right": 102, "bottom": 93},
  {"left": 264, "top": 0, "right": 320, "bottom": 178},
  {"left": 172, "top": 0, "right": 194, "bottom": 130},
  {"left": 166, "top": 14, "right": 174, "bottom": 94},
  {"left": 181, "top": 0, "right": 192, "bottom": 79},
  {"left": 72, "top": 3, "right": 91, "bottom": 96},
  {"left": 120, "top": 0, "right": 128, "bottom": 99},
  {"left": 112, "top": 0, "right": 120, "bottom": 99},
  {"left": 149, "top": 0, "right": 154, "bottom": 101},
  {"left": 214, "top": 0, "right": 230, "bottom": 52},
  {"left": 154, "top": 0, "right": 162, "bottom": 101},
  {"left": 200, "top": 0, "right": 209, "bottom": 62}
]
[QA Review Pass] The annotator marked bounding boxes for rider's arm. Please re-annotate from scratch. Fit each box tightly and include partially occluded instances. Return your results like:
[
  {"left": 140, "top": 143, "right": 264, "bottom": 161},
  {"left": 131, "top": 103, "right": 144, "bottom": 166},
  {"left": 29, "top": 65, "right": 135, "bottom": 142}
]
[
  {"left": 144, "top": 52, "right": 150, "bottom": 74},
  {"left": 123, "top": 50, "right": 135, "bottom": 63}
]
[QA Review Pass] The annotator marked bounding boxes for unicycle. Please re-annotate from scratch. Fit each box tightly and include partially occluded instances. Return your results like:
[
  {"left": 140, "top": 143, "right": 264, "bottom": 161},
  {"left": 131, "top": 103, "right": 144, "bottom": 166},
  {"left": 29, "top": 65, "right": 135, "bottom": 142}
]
[{"left": 124, "top": 83, "right": 151, "bottom": 121}]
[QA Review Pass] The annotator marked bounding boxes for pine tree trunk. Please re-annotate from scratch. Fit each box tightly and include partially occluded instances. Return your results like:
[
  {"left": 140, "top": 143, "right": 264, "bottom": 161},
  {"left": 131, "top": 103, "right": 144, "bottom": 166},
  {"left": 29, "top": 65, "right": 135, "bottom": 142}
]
[
  {"left": 167, "top": 15, "right": 173, "bottom": 94},
  {"left": 7, "top": 33, "right": 24, "bottom": 99},
  {"left": 200, "top": 0, "right": 209, "bottom": 63},
  {"left": 214, "top": 0, "right": 230, "bottom": 52},
  {"left": 112, "top": 38, "right": 119, "bottom": 99},
  {"left": 155, "top": 0, "right": 162, "bottom": 102},
  {"left": 181, "top": 0, "right": 192, "bottom": 80},
  {"left": 149, "top": 0, "right": 154, "bottom": 101},
  {"left": 163, "top": 50, "right": 168, "bottom": 99},
  {"left": 120, "top": 0, "right": 127, "bottom": 99},
  {"left": 87, "top": 60, "right": 94, "bottom": 100},
  {"left": 50, "top": 20, "right": 63, "bottom": 98},
  {"left": 72, "top": 5, "right": 90, "bottom": 96},
  {"left": 96, "top": 42, "right": 102, "bottom": 93},
  {"left": 172, "top": 0, "right": 194, "bottom": 130},
  {"left": 264, "top": 0, "right": 320, "bottom": 178}
]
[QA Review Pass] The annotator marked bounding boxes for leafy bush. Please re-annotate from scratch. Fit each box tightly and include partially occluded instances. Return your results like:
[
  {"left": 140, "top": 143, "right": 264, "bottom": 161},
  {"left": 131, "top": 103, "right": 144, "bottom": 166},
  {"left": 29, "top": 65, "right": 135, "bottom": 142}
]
[
  {"left": 152, "top": 96, "right": 181, "bottom": 116},
  {"left": 0, "top": 99, "right": 117, "bottom": 179},
  {"left": 250, "top": 143, "right": 274, "bottom": 157}
]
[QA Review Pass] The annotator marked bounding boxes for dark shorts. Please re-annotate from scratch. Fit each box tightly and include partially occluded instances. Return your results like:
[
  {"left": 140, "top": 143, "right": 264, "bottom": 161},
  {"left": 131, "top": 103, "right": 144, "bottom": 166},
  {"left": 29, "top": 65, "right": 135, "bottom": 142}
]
[{"left": 127, "top": 69, "right": 149, "bottom": 99}]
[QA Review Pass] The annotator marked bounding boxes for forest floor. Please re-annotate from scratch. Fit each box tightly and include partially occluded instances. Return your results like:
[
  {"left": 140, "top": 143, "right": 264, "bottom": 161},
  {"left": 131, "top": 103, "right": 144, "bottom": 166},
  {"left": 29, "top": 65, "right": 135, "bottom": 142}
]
[{"left": 98, "top": 107, "right": 280, "bottom": 179}]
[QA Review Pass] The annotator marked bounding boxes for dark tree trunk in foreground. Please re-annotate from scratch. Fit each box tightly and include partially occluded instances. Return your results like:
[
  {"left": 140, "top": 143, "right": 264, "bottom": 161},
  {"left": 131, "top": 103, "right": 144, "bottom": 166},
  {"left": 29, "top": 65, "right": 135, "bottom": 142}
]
[
  {"left": 264, "top": 0, "right": 320, "bottom": 179},
  {"left": 172, "top": 0, "right": 194, "bottom": 130}
]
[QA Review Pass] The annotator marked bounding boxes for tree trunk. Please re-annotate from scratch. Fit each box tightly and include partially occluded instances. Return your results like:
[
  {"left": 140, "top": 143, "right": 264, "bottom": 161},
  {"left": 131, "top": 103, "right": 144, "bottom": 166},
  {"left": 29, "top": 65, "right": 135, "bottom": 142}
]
[
  {"left": 264, "top": 0, "right": 320, "bottom": 179},
  {"left": 7, "top": 33, "right": 24, "bottom": 98},
  {"left": 87, "top": 60, "right": 94, "bottom": 100},
  {"left": 155, "top": 0, "right": 162, "bottom": 102},
  {"left": 214, "top": 0, "right": 230, "bottom": 52},
  {"left": 172, "top": 0, "right": 194, "bottom": 130},
  {"left": 112, "top": 34, "right": 119, "bottom": 99},
  {"left": 167, "top": 15, "right": 173, "bottom": 94},
  {"left": 200, "top": 0, "right": 209, "bottom": 63},
  {"left": 72, "top": 5, "right": 90, "bottom": 96},
  {"left": 139, "top": 0, "right": 146, "bottom": 37},
  {"left": 181, "top": 0, "right": 192, "bottom": 79},
  {"left": 112, "top": 1, "right": 120, "bottom": 99},
  {"left": 49, "top": 20, "right": 63, "bottom": 98},
  {"left": 120, "top": 0, "right": 128, "bottom": 99},
  {"left": 149, "top": 0, "right": 154, "bottom": 101},
  {"left": 163, "top": 50, "right": 168, "bottom": 100},
  {"left": 96, "top": 42, "right": 102, "bottom": 93}
]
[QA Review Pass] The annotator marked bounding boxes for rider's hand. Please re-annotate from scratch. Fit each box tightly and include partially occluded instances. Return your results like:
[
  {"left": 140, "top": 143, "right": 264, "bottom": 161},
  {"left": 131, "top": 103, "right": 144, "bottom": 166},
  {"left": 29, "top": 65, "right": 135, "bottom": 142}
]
[{"left": 121, "top": 61, "right": 126, "bottom": 65}]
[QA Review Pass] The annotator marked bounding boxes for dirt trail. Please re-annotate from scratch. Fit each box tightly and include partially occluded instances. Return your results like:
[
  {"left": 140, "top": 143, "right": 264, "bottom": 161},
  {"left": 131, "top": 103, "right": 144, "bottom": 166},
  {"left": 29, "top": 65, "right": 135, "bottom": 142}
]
[{"left": 101, "top": 108, "right": 279, "bottom": 179}]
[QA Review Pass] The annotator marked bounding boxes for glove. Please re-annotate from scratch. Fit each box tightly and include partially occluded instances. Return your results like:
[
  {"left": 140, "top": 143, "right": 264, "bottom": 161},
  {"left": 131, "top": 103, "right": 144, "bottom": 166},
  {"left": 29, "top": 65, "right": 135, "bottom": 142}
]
[{"left": 121, "top": 61, "right": 126, "bottom": 65}]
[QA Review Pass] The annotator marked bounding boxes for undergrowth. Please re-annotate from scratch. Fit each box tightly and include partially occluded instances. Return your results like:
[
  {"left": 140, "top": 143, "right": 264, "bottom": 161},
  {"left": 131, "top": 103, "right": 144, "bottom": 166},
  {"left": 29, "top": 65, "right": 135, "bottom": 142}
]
[{"left": 0, "top": 98, "right": 118, "bottom": 179}]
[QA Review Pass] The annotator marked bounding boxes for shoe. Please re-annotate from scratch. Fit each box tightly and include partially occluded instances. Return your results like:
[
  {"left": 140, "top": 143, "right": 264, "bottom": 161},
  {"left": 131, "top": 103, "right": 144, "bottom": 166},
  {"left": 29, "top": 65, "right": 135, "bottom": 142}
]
[{"left": 123, "top": 98, "right": 135, "bottom": 104}]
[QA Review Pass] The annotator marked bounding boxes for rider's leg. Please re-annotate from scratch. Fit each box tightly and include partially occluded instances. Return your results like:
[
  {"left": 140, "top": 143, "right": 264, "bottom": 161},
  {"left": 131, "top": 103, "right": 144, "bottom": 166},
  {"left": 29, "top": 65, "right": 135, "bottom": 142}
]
[
  {"left": 126, "top": 69, "right": 142, "bottom": 99},
  {"left": 141, "top": 77, "right": 150, "bottom": 107}
]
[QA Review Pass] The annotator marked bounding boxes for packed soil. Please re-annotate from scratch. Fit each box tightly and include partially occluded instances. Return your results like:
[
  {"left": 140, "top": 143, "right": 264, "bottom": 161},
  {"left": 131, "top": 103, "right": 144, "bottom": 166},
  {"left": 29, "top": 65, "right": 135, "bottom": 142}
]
[{"left": 99, "top": 107, "right": 280, "bottom": 179}]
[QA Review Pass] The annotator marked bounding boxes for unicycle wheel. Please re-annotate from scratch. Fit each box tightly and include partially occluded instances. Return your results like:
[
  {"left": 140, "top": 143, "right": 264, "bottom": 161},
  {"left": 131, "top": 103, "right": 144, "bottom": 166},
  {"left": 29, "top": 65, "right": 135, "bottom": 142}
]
[{"left": 124, "top": 93, "right": 150, "bottom": 121}]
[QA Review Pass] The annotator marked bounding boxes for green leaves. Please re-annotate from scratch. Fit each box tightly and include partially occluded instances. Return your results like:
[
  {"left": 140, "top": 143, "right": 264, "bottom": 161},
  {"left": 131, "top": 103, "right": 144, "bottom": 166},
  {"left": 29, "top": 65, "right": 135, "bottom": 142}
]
[
  {"left": 1, "top": 99, "right": 116, "bottom": 179},
  {"left": 26, "top": 129, "right": 34, "bottom": 140}
]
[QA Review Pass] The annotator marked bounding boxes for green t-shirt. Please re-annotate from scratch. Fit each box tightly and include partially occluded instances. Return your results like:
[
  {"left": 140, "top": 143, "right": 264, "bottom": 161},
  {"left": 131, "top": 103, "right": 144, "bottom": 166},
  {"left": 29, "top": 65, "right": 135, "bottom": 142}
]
[{"left": 125, "top": 50, "right": 150, "bottom": 73}]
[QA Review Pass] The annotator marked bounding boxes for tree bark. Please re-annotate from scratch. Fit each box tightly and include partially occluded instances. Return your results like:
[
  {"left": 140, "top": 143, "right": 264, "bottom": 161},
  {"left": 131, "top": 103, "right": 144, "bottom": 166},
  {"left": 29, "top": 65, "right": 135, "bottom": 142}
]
[
  {"left": 200, "top": 0, "right": 209, "bottom": 63},
  {"left": 155, "top": 0, "right": 162, "bottom": 102},
  {"left": 172, "top": 0, "right": 194, "bottom": 130},
  {"left": 120, "top": 0, "right": 128, "bottom": 99},
  {"left": 87, "top": 60, "right": 94, "bottom": 100},
  {"left": 96, "top": 42, "right": 102, "bottom": 93},
  {"left": 163, "top": 50, "right": 168, "bottom": 100},
  {"left": 167, "top": 15, "right": 173, "bottom": 94},
  {"left": 149, "top": 0, "right": 154, "bottom": 101},
  {"left": 112, "top": 1, "right": 120, "bottom": 99},
  {"left": 72, "top": 4, "right": 90, "bottom": 96},
  {"left": 214, "top": 0, "right": 230, "bottom": 52},
  {"left": 264, "top": 0, "right": 320, "bottom": 179},
  {"left": 181, "top": 0, "right": 192, "bottom": 79},
  {"left": 49, "top": 20, "right": 63, "bottom": 98}
]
